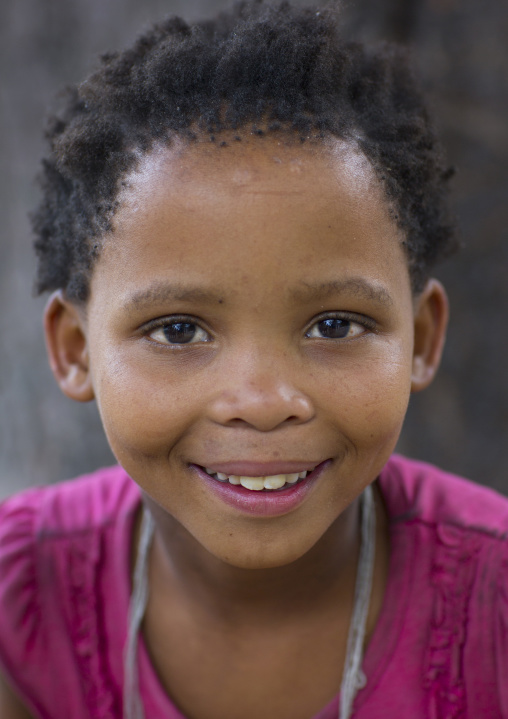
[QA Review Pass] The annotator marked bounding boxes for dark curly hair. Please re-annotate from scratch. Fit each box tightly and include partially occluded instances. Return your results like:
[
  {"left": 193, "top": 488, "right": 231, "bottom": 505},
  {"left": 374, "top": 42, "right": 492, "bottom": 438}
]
[{"left": 32, "top": 0, "right": 457, "bottom": 302}]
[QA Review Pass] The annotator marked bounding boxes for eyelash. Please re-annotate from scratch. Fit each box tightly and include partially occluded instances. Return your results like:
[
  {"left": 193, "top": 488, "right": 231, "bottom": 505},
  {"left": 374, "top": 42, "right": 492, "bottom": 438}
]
[{"left": 141, "top": 312, "right": 376, "bottom": 347}]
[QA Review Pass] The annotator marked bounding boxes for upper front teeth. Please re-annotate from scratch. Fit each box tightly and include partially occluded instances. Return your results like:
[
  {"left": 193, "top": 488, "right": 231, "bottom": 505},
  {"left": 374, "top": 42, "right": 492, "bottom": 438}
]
[
  {"left": 205, "top": 469, "right": 309, "bottom": 490},
  {"left": 263, "top": 475, "right": 288, "bottom": 490}
]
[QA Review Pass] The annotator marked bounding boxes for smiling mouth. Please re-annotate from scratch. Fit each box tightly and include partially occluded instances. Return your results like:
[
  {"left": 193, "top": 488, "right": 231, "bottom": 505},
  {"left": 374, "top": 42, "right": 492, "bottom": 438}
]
[{"left": 202, "top": 467, "right": 314, "bottom": 491}]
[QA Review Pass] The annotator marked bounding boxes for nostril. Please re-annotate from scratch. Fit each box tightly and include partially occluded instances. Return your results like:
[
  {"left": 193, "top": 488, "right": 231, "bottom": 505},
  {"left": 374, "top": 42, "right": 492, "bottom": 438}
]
[
  {"left": 222, "top": 413, "right": 306, "bottom": 431},
  {"left": 228, "top": 417, "right": 248, "bottom": 427}
]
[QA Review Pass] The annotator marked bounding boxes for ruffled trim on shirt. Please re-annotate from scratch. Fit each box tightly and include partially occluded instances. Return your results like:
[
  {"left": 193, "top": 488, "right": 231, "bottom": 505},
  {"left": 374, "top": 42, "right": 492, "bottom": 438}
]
[
  {"left": 0, "top": 469, "right": 138, "bottom": 718},
  {"left": 0, "top": 490, "right": 46, "bottom": 718},
  {"left": 424, "top": 523, "right": 482, "bottom": 719},
  {"left": 65, "top": 531, "right": 118, "bottom": 718},
  {"left": 496, "top": 546, "right": 508, "bottom": 718}
]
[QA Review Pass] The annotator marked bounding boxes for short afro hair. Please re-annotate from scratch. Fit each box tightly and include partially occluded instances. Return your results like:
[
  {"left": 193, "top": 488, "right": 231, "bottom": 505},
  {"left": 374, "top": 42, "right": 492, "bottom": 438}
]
[{"left": 32, "top": 0, "right": 457, "bottom": 302}]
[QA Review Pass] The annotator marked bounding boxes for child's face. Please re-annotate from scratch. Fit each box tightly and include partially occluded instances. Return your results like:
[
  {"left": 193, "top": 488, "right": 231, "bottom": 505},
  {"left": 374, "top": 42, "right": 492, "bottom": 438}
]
[{"left": 46, "top": 136, "right": 447, "bottom": 569}]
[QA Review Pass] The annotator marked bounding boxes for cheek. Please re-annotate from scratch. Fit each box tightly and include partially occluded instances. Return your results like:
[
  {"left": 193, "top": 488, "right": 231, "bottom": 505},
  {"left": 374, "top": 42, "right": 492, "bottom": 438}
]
[
  {"left": 314, "top": 338, "right": 413, "bottom": 446},
  {"left": 91, "top": 350, "right": 199, "bottom": 462}
]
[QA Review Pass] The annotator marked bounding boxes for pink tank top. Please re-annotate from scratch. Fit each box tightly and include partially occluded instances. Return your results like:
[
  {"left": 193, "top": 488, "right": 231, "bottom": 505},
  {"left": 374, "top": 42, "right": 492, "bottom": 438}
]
[{"left": 1, "top": 455, "right": 508, "bottom": 718}]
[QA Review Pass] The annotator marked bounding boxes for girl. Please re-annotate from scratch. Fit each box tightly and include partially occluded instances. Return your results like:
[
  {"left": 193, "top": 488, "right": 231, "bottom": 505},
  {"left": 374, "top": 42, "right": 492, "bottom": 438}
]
[{"left": 1, "top": 2, "right": 507, "bottom": 718}]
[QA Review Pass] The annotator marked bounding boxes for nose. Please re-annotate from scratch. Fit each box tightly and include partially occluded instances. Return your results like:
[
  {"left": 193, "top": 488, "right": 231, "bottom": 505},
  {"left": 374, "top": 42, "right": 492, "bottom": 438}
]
[{"left": 208, "top": 351, "right": 315, "bottom": 432}]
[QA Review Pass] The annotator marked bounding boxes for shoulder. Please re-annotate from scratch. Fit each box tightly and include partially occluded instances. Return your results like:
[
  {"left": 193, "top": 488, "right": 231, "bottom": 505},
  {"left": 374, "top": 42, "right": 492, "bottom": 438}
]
[
  {"left": 0, "top": 465, "right": 140, "bottom": 614},
  {"left": 380, "top": 453, "right": 508, "bottom": 537},
  {"left": 0, "top": 463, "right": 140, "bottom": 616},
  {"left": 0, "top": 466, "right": 139, "bottom": 718},
  {"left": 377, "top": 456, "right": 508, "bottom": 715},
  {"left": 0, "top": 464, "right": 140, "bottom": 540}
]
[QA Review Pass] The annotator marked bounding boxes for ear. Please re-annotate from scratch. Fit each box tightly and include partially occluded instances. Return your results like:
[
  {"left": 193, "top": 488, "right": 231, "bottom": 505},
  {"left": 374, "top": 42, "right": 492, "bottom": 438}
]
[
  {"left": 411, "top": 279, "right": 449, "bottom": 393},
  {"left": 44, "top": 290, "right": 95, "bottom": 402}
]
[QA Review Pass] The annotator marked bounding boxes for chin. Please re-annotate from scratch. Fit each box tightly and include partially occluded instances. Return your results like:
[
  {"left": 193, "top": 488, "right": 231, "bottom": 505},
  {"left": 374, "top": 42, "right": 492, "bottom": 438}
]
[
  {"left": 202, "top": 530, "right": 324, "bottom": 570},
  {"left": 216, "top": 549, "right": 307, "bottom": 571}
]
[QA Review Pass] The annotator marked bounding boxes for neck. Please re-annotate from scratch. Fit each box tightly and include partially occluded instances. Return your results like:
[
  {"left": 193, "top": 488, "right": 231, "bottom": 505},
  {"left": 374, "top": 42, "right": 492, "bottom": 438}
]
[{"left": 141, "top": 494, "right": 364, "bottom": 623}]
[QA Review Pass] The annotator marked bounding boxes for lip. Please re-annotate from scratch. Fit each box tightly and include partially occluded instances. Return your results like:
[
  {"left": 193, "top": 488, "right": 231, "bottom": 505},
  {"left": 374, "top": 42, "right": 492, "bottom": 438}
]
[{"left": 191, "top": 460, "right": 331, "bottom": 517}]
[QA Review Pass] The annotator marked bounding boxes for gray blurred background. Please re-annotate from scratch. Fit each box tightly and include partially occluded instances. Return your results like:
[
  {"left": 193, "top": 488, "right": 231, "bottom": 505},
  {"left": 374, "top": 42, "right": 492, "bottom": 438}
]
[{"left": 1, "top": 0, "right": 507, "bottom": 500}]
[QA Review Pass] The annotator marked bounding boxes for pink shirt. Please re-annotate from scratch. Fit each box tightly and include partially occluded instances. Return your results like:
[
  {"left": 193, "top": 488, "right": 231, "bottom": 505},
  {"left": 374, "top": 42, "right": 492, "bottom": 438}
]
[{"left": 1, "top": 455, "right": 508, "bottom": 718}]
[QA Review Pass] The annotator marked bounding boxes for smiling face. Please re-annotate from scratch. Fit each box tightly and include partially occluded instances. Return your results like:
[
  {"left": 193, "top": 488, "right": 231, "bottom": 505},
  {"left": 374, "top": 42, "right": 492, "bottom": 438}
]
[{"left": 45, "top": 135, "right": 447, "bottom": 569}]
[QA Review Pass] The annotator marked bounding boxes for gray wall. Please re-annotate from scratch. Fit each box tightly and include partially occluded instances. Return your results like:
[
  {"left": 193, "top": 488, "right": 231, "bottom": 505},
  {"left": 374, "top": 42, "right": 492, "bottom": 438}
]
[{"left": 1, "top": 0, "right": 507, "bottom": 499}]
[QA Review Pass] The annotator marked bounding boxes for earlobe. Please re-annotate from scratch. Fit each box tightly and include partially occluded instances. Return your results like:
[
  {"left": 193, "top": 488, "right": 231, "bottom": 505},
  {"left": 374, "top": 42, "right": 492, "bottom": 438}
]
[
  {"left": 44, "top": 290, "right": 95, "bottom": 402},
  {"left": 411, "top": 279, "right": 449, "bottom": 393}
]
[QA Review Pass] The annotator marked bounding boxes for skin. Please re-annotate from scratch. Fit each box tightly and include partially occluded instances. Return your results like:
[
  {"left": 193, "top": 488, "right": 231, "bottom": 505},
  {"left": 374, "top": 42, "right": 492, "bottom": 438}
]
[
  {"left": 0, "top": 676, "right": 33, "bottom": 719},
  {"left": 0, "top": 136, "right": 448, "bottom": 719}
]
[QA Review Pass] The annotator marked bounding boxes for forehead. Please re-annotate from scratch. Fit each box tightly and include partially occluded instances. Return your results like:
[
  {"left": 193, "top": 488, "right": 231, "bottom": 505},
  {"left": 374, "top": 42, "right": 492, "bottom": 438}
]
[
  {"left": 117, "top": 135, "right": 382, "bottom": 215},
  {"left": 94, "top": 134, "right": 410, "bottom": 310}
]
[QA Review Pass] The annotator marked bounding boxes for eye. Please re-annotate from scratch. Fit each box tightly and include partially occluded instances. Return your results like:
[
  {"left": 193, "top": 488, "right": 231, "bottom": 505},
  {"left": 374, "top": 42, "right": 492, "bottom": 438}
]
[
  {"left": 305, "top": 316, "right": 369, "bottom": 340},
  {"left": 147, "top": 319, "right": 210, "bottom": 345}
]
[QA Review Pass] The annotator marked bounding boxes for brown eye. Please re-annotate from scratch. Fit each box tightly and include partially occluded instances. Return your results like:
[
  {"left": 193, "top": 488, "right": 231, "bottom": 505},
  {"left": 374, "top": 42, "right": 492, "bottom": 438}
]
[
  {"left": 306, "top": 317, "right": 366, "bottom": 339},
  {"left": 148, "top": 320, "right": 210, "bottom": 345},
  {"left": 163, "top": 322, "right": 198, "bottom": 343},
  {"left": 320, "top": 319, "right": 350, "bottom": 338}
]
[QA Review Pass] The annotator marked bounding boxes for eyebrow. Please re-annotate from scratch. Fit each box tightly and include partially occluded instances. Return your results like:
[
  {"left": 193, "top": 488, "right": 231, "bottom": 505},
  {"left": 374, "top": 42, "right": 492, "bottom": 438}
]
[
  {"left": 290, "top": 278, "right": 393, "bottom": 307},
  {"left": 124, "top": 276, "right": 393, "bottom": 312},
  {"left": 124, "top": 283, "right": 225, "bottom": 311}
]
